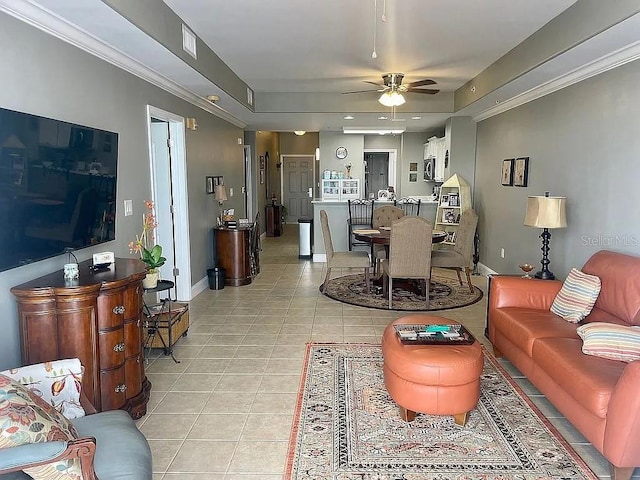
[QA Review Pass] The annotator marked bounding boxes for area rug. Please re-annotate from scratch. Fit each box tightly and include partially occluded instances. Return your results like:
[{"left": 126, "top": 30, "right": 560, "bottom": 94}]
[
  {"left": 285, "top": 343, "right": 597, "bottom": 480},
  {"left": 322, "top": 274, "right": 483, "bottom": 311}
]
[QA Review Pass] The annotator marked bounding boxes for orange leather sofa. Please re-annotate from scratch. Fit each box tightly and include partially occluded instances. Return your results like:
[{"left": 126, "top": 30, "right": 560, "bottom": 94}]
[{"left": 488, "top": 250, "right": 640, "bottom": 480}]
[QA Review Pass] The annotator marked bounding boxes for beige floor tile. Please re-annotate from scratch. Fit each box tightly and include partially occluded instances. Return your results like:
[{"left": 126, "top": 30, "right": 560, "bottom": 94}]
[
  {"left": 214, "top": 374, "right": 262, "bottom": 393},
  {"left": 144, "top": 373, "right": 180, "bottom": 391},
  {"left": 148, "top": 439, "right": 182, "bottom": 473},
  {"left": 168, "top": 440, "right": 237, "bottom": 473},
  {"left": 250, "top": 393, "right": 297, "bottom": 414},
  {"left": 258, "top": 375, "right": 301, "bottom": 393},
  {"left": 187, "top": 413, "right": 247, "bottom": 440},
  {"left": 198, "top": 346, "right": 239, "bottom": 358},
  {"left": 170, "top": 373, "right": 222, "bottom": 392},
  {"left": 240, "top": 414, "right": 292, "bottom": 440},
  {"left": 139, "top": 413, "right": 197, "bottom": 439},
  {"left": 224, "top": 358, "right": 268, "bottom": 374},
  {"left": 233, "top": 345, "right": 274, "bottom": 358},
  {"left": 154, "top": 392, "right": 209, "bottom": 414},
  {"left": 265, "top": 358, "right": 304, "bottom": 375},
  {"left": 202, "top": 392, "right": 255, "bottom": 414},
  {"left": 185, "top": 358, "right": 230, "bottom": 374},
  {"left": 227, "top": 441, "right": 289, "bottom": 474}
]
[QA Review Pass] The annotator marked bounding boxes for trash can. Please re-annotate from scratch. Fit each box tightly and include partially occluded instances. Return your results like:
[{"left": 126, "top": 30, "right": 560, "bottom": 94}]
[
  {"left": 298, "top": 217, "right": 313, "bottom": 259},
  {"left": 207, "top": 267, "right": 225, "bottom": 290}
]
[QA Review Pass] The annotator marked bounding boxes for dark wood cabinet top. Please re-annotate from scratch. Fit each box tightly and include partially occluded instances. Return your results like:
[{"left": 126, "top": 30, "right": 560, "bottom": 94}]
[{"left": 11, "top": 258, "right": 148, "bottom": 297}]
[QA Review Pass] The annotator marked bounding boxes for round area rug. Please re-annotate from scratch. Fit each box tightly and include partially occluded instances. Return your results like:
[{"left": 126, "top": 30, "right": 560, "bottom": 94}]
[{"left": 321, "top": 274, "right": 483, "bottom": 311}]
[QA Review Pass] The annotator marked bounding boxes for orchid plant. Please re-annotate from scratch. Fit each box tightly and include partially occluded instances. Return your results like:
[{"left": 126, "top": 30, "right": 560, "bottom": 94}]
[{"left": 129, "top": 200, "right": 166, "bottom": 273}]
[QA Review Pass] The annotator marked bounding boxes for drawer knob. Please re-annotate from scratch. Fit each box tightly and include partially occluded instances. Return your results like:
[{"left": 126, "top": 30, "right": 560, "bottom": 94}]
[
  {"left": 112, "top": 305, "right": 125, "bottom": 315},
  {"left": 115, "top": 384, "right": 127, "bottom": 393},
  {"left": 113, "top": 342, "right": 125, "bottom": 352}
]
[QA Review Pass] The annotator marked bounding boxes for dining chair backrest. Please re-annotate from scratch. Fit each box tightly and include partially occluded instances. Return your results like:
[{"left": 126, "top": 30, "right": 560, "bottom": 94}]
[
  {"left": 395, "top": 197, "right": 421, "bottom": 216},
  {"left": 454, "top": 209, "right": 479, "bottom": 263},
  {"left": 373, "top": 205, "right": 405, "bottom": 229},
  {"left": 320, "top": 209, "right": 334, "bottom": 261},
  {"left": 388, "top": 216, "right": 433, "bottom": 278},
  {"left": 348, "top": 199, "right": 375, "bottom": 226}
]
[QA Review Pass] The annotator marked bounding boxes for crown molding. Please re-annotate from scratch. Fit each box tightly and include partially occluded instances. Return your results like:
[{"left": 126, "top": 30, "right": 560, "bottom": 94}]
[
  {"left": 473, "top": 41, "right": 640, "bottom": 122},
  {"left": 0, "top": 0, "right": 246, "bottom": 128}
]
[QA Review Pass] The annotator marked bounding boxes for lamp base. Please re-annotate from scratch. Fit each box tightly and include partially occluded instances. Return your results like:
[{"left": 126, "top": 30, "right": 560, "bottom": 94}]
[{"left": 534, "top": 270, "right": 555, "bottom": 280}]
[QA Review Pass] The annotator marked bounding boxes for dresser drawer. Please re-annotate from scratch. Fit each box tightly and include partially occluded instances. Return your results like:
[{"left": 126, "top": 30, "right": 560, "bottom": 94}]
[
  {"left": 99, "top": 367, "right": 127, "bottom": 411},
  {"left": 97, "top": 291, "right": 126, "bottom": 330},
  {"left": 124, "top": 354, "right": 143, "bottom": 400},
  {"left": 98, "top": 329, "right": 125, "bottom": 369}
]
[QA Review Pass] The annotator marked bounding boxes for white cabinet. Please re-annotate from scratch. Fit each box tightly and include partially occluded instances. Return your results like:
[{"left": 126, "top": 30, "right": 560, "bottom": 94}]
[
  {"left": 424, "top": 136, "right": 447, "bottom": 182},
  {"left": 322, "top": 178, "right": 360, "bottom": 201},
  {"left": 434, "top": 174, "right": 471, "bottom": 246}
]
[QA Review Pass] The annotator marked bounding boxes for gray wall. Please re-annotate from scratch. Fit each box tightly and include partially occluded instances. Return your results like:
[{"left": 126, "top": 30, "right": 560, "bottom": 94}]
[
  {"left": 475, "top": 59, "right": 640, "bottom": 277},
  {"left": 0, "top": 13, "right": 243, "bottom": 369}
]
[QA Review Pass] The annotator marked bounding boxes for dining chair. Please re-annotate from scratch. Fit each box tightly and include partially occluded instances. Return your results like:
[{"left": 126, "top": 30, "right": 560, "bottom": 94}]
[
  {"left": 347, "top": 198, "right": 375, "bottom": 251},
  {"left": 431, "top": 209, "right": 478, "bottom": 293},
  {"left": 320, "top": 209, "right": 371, "bottom": 293},
  {"left": 372, "top": 205, "right": 405, "bottom": 275},
  {"left": 382, "top": 216, "right": 433, "bottom": 309},
  {"left": 395, "top": 197, "right": 421, "bottom": 216},
  {"left": 249, "top": 211, "right": 261, "bottom": 276}
]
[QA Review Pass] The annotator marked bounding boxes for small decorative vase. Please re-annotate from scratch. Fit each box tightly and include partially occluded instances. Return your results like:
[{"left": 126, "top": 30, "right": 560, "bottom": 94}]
[{"left": 142, "top": 271, "right": 159, "bottom": 289}]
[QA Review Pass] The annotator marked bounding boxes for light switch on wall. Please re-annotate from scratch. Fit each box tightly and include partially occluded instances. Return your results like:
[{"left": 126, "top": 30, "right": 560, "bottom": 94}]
[
  {"left": 229, "top": 187, "right": 234, "bottom": 197},
  {"left": 124, "top": 200, "right": 133, "bottom": 216}
]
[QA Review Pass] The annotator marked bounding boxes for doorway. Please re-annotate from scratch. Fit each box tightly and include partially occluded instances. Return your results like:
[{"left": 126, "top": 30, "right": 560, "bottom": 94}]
[
  {"left": 364, "top": 152, "right": 389, "bottom": 198},
  {"left": 146, "top": 106, "right": 192, "bottom": 301},
  {"left": 243, "top": 145, "right": 253, "bottom": 221},
  {"left": 281, "top": 154, "right": 314, "bottom": 223}
]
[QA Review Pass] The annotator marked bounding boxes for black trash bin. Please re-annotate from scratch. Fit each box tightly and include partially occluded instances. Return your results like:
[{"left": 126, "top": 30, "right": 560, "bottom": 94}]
[{"left": 207, "top": 267, "right": 225, "bottom": 290}]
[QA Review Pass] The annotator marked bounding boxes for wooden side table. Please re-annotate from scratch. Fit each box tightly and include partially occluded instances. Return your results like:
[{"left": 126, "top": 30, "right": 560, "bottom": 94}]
[
  {"left": 266, "top": 204, "right": 283, "bottom": 237},
  {"left": 214, "top": 226, "right": 252, "bottom": 286}
]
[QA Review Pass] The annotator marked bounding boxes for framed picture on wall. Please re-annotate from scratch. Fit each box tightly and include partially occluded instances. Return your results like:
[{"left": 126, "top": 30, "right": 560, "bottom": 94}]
[
  {"left": 259, "top": 155, "right": 265, "bottom": 170},
  {"left": 513, "top": 157, "right": 529, "bottom": 187},
  {"left": 409, "top": 173, "right": 417, "bottom": 182},
  {"left": 501, "top": 159, "right": 514, "bottom": 186},
  {"left": 409, "top": 162, "right": 418, "bottom": 172},
  {"left": 260, "top": 169, "right": 265, "bottom": 185}
]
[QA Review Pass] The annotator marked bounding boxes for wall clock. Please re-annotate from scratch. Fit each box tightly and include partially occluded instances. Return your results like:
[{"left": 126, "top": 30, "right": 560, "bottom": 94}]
[{"left": 336, "top": 146, "right": 348, "bottom": 159}]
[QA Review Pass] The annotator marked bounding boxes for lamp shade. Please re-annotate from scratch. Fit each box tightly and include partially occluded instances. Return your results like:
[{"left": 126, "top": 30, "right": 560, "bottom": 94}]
[
  {"left": 215, "top": 184, "right": 228, "bottom": 202},
  {"left": 378, "top": 91, "right": 406, "bottom": 107},
  {"left": 524, "top": 196, "right": 567, "bottom": 229}
]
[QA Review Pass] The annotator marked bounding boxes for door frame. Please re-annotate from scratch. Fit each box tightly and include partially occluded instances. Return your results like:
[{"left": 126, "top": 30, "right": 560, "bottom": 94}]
[
  {"left": 280, "top": 154, "right": 315, "bottom": 224},
  {"left": 244, "top": 145, "right": 253, "bottom": 220},
  {"left": 363, "top": 148, "right": 397, "bottom": 191},
  {"left": 145, "top": 105, "right": 192, "bottom": 301}
]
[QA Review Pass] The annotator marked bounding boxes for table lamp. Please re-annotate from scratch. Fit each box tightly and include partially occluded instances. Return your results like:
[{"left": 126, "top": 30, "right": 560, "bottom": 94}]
[
  {"left": 215, "top": 184, "right": 228, "bottom": 224},
  {"left": 524, "top": 192, "right": 567, "bottom": 280}
]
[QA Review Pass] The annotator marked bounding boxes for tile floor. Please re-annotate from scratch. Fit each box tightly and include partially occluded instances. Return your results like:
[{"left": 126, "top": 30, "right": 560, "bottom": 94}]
[{"left": 138, "top": 225, "right": 635, "bottom": 479}]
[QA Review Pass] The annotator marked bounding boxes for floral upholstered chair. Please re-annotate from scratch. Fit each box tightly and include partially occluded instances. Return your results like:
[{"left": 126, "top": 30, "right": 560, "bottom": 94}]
[{"left": 0, "top": 359, "right": 152, "bottom": 480}]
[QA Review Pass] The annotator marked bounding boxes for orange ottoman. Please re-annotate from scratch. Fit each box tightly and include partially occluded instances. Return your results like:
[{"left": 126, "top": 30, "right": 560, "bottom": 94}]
[{"left": 381, "top": 314, "right": 483, "bottom": 426}]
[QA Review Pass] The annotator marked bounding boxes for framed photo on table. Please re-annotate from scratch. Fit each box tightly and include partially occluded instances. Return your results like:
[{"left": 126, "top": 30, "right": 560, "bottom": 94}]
[
  {"left": 501, "top": 159, "right": 514, "bottom": 186},
  {"left": 513, "top": 157, "right": 529, "bottom": 187}
]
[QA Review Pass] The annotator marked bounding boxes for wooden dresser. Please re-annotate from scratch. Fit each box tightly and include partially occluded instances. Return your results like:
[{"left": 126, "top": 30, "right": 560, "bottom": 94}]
[
  {"left": 10, "top": 258, "right": 151, "bottom": 419},
  {"left": 214, "top": 226, "right": 252, "bottom": 286},
  {"left": 266, "top": 204, "right": 283, "bottom": 237}
]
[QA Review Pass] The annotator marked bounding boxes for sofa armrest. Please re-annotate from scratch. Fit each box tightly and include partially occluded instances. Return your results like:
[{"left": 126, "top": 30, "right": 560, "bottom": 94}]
[
  {"left": 603, "top": 360, "right": 640, "bottom": 467},
  {"left": 489, "top": 276, "right": 562, "bottom": 311},
  {"left": 0, "top": 438, "right": 97, "bottom": 479}
]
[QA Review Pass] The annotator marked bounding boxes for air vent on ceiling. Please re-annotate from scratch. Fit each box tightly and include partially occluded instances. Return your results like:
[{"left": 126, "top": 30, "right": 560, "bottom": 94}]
[
  {"left": 182, "top": 24, "right": 197, "bottom": 59},
  {"left": 247, "top": 87, "right": 254, "bottom": 106}
]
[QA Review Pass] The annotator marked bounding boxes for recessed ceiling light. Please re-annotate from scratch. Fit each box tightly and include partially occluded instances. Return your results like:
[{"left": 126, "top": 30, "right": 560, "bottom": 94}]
[
  {"left": 343, "top": 115, "right": 355, "bottom": 120},
  {"left": 378, "top": 116, "right": 388, "bottom": 120},
  {"left": 411, "top": 116, "right": 422, "bottom": 120}
]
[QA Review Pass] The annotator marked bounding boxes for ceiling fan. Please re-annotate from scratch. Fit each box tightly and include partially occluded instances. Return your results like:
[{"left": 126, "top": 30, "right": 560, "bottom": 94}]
[{"left": 343, "top": 73, "right": 439, "bottom": 106}]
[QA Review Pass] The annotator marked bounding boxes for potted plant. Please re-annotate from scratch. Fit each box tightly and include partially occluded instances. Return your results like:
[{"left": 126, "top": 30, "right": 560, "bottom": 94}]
[{"left": 129, "top": 200, "right": 166, "bottom": 289}]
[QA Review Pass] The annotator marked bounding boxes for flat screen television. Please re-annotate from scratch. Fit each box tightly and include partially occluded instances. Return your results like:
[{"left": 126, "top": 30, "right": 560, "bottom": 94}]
[{"left": 0, "top": 106, "right": 118, "bottom": 272}]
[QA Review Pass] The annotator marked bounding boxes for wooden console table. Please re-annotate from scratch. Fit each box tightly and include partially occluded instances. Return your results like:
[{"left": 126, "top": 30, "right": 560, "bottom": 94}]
[
  {"left": 215, "top": 226, "right": 252, "bottom": 286},
  {"left": 266, "top": 204, "right": 283, "bottom": 237},
  {"left": 11, "top": 258, "right": 151, "bottom": 419}
]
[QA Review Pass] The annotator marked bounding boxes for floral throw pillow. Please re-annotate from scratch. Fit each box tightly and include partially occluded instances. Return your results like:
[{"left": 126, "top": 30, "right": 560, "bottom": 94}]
[
  {"left": 550, "top": 268, "right": 601, "bottom": 323},
  {"left": 0, "top": 374, "right": 83, "bottom": 480},
  {"left": 0, "top": 358, "right": 85, "bottom": 419}
]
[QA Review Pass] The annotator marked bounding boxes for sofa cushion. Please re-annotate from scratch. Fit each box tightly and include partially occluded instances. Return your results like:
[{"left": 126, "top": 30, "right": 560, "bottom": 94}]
[
  {"left": 582, "top": 250, "right": 640, "bottom": 325},
  {"left": 576, "top": 322, "right": 640, "bottom": 362},
  {"left": 0, "top": 359, "right": 85, "bottom": 420},
  {"left": 71, "top": 410, "right": 152, "bottom": 480},
  {"left": 532, "top": 337, "right": 625, "bottom": 419},
  {"left": 0, "top": 374, "right": 82, "bottom": 480},
  {"left": 550, "top": 268, "right": 601, "bottom": 323},
  {"left": 491, "top": 307, "right": 579, "bottom": 356}
]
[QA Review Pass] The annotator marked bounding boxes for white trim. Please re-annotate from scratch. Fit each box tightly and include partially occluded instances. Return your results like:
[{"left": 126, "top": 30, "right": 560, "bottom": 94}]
[
  {"left": 313, "top": 253, "right": 327, "bottom": 263},
  {"left": 474, "top": 41, "right": 640, "bottom": 122},
  {"left": 192, "top": 276, "right": 209, "bottom": 298},
  {"left": 476, "top": 262, "right": 498, "bottom": 277},
  {"left": 146, "top": 105, "right": 193, "bottom": 301},
  {"left": 0, "top": 0, "right": 246, "bottom": 128}
]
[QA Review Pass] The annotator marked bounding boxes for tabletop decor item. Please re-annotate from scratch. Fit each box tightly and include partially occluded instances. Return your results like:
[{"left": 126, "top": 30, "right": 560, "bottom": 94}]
[
  {"left": 518, "top": 263, "right": 535, "bottom": 278},
  {"left": 129, "top": 200, "right": 166, "bottom": 288}
]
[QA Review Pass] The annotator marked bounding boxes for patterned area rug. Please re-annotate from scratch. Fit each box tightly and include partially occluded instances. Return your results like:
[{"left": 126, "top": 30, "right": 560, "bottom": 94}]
[
  {"left": 285, "top": 344, "right": 597, "bottom": 480},
  {"left": 322, "top": 274, "right": 483, "bottom": 311}
]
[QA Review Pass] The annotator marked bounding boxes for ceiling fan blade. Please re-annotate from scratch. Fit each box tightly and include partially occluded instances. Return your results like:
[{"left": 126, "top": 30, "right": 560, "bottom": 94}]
[
  {"left": 364, "top": 81, "right": 385, "bottom": 87},
  {"left": 407, "top": 88, "right": 440, "bottom": 95},
  {"left": 407, "top": 79, "right": 437, "bottom": 87},
  {"left": 341, "top": 89, "right": 382, "bottom": 95}
]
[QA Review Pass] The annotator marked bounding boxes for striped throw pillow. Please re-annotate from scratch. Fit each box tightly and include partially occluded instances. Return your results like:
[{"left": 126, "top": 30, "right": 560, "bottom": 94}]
[
  {"left": 550, "top": 268, "right": 601, "bottom": 323},
  {"left": 577, "top": 323, "right": 640, "bottom": 362}
]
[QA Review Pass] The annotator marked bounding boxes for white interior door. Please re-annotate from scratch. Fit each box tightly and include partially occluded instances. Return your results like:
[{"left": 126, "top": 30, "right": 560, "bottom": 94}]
[{"left": 282, "top": 155, "right": 314, "bottom": 223}]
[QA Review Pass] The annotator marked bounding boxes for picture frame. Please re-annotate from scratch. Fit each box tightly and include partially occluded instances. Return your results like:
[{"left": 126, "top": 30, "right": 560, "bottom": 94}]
[
  {"left": 409, "top": 173, "right": 417, "bottom": 182},
  {"left": 513, "top": 157, "right": 529, "bottom": 187},
  {"left": 206, "top": 176, "right": 214, "bottom": 194},
  {"left": 409, "top": 162, "right": 418, "bottom": 172},
  {"left": 259, "top": 155, "right": 265, "bottom": 170},
  {"left": 260, "top": 169, "right": 265, "bottom": 185},
  {"left": 440, "top": 194, "right": 449, "bottom": 207},
  {"left": 501, "top": 159, "right": 514, "bottom": 186}
]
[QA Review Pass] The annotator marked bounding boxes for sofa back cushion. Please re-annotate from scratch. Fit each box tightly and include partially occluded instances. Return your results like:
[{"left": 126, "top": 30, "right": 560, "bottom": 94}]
[{"left": 582, "top": 250, "right": 640, "bottom": 326}]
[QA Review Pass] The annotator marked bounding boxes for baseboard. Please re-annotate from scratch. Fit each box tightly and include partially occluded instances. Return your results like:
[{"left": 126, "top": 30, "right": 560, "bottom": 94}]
[
  {"left": 191, "top": 276, "right": 209, "bottom": 298},
  {"left": 476, "top": 263, "right": 498, "bottom": 276},
  {"left": 313, "top": 253, "right": 327, "bottom": 263}
]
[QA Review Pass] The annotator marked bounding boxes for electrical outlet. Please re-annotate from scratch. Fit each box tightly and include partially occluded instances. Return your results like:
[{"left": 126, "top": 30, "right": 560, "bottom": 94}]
[
  {"left": 500, "top": 248, "right": 505, "bottom": 259},
  {"left": 124, "top": 200, "right": 133, "bottom": 216}
]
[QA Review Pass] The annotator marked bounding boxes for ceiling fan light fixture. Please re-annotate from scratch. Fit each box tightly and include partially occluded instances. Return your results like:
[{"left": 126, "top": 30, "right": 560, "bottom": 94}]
[
  {"left": 378, "top": 91, "right": 405, "bottom": 107},
  {"left": 294, "top": 131, "right": 306, "bottom": 136}
]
